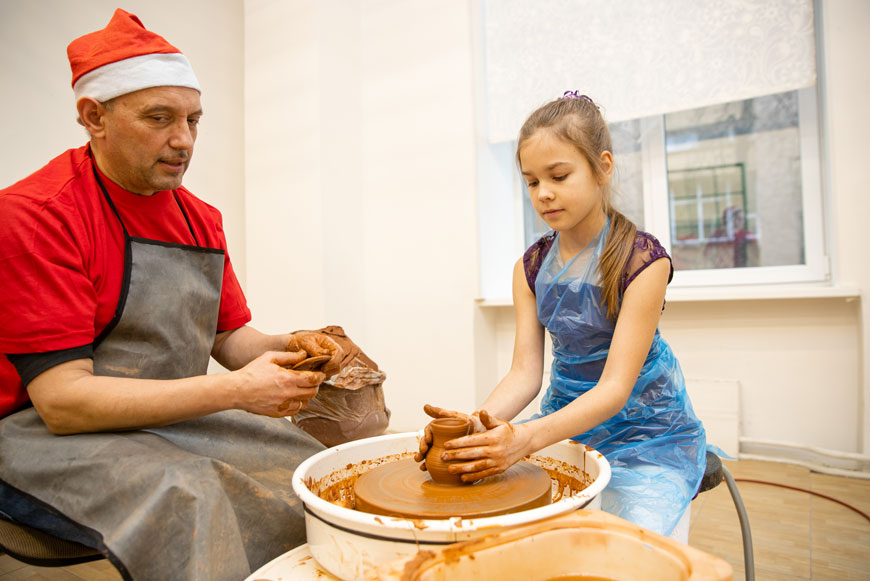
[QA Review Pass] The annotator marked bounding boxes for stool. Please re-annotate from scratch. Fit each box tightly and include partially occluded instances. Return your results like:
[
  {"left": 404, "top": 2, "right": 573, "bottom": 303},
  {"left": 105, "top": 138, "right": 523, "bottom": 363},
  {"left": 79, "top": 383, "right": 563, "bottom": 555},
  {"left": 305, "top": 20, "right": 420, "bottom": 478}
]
[
  {"left": 0, "top": 517, "right": 104, "bottom": 567},
  {"left": 696, "top": 451, "right": 755, "bottom": 581}
]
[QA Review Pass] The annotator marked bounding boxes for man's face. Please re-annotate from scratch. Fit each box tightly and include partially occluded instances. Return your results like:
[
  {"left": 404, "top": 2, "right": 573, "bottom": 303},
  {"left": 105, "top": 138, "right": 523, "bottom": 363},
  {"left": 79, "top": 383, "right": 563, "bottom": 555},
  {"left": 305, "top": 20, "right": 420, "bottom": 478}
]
[{"left": 97, "top": 86, "right": 202, "bottom": 196}]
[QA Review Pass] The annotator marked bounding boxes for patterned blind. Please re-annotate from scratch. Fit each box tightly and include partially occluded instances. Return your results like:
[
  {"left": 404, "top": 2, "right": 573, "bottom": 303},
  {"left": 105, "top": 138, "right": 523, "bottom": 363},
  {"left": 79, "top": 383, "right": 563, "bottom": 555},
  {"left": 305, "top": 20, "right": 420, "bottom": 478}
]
[{"left": 484, "top": 0, "right": 817, "bottom": 142}]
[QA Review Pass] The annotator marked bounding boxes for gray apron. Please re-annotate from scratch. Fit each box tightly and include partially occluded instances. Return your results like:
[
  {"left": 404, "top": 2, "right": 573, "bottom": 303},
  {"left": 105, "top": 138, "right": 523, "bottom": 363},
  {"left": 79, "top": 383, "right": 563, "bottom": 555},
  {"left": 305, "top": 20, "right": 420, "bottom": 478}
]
[{"left": 0, "top": 163, "right": 324, "bottom": 580}]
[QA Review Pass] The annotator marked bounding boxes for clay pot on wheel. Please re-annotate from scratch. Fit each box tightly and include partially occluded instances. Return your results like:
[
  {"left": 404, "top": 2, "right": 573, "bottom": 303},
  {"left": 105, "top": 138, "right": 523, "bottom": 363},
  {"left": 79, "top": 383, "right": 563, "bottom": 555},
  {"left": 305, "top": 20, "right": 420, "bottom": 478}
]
[{"left": 424, "top": 417, "right": 472, "bottom": 485}]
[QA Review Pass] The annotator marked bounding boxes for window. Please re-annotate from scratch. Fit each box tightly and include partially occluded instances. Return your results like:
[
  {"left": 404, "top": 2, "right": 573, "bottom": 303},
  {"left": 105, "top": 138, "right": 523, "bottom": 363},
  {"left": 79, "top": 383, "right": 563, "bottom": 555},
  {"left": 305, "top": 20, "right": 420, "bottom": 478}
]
[{"left": 476, "top": 0, "right": 824, "bottom": 300}]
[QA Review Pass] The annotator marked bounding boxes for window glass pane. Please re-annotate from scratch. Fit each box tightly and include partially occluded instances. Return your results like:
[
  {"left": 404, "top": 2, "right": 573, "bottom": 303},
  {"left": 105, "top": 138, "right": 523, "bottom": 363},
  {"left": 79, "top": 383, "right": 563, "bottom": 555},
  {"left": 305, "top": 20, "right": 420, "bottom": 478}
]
[
  {"left": 665, "top": 90, "right": 805, "bottom": 271},
  {"left": 610, "top": 118, "right": 645, "bottom": 230},
  {"left": 522, "top": 177, "right": 547, "bottom": 248}
]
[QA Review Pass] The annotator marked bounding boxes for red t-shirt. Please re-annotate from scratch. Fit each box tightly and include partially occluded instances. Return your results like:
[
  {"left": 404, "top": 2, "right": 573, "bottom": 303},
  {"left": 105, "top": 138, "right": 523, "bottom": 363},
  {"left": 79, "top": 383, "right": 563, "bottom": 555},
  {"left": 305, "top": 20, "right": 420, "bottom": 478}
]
[{"left": 0, "top": 145, "right": 251, "bottom": 416}]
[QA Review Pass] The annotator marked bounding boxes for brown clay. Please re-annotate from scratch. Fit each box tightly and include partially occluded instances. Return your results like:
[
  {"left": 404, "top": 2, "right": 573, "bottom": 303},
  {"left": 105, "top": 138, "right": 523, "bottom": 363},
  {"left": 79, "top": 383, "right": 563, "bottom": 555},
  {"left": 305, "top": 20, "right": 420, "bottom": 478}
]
[
  {"left": 353, "top": 458, "right": 552, "bottom": 519},
  {"left": 424, "top": 417, "right": 472, "bottom": 485},
  {"left": 292, "top": 354, "right": 331, "bottom": 371},
  {"left": 292, "top": 382, "right": 390, "bottom": 447},
  {"left": 546, "top": 577, "right": 616, "bottom": 581}
]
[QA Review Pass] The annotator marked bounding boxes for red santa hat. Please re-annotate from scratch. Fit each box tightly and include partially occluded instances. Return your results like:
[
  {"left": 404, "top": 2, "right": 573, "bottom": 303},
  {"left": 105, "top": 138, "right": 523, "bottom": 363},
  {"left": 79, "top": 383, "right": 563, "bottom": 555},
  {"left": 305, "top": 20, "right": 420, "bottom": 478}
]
[{"left": 67, "top": 8, "right": 200, "bottom": 103}]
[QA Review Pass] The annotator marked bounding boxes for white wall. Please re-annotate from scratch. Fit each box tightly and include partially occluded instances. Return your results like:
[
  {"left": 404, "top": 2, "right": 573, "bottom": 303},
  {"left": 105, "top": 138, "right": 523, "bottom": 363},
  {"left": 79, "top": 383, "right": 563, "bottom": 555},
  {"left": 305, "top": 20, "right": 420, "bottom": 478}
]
[
  {"left": 0, "top": 0, "right": 246, "bottom": 282},
  {"left": 821, "top": 0, "right": 870, "bottom": 454},
  {"left": 4, "top": 0, "right": 867, "bottom": 459},
  {"left": 244, "top": 0, "right": 480, "bottom": 430}
]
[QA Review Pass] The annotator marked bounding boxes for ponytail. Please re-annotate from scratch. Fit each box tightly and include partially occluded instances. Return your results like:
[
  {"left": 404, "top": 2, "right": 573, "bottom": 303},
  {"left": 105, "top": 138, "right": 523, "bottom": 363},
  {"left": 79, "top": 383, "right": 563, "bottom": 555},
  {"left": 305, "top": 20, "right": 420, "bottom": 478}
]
[{"left": 598, "top": 208, "right": 636, "bottom": 322}]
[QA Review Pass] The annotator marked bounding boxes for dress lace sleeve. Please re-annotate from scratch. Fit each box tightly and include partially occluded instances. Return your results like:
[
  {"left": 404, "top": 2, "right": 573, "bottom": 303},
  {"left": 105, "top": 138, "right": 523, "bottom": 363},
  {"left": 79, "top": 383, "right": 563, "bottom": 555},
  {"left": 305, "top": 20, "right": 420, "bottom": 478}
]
[
  {"left": 522, "top": 232, "right": 557, "bottom": 294},
  {"left": 622, "top": 231, "right": 674, "bottom": 293}
]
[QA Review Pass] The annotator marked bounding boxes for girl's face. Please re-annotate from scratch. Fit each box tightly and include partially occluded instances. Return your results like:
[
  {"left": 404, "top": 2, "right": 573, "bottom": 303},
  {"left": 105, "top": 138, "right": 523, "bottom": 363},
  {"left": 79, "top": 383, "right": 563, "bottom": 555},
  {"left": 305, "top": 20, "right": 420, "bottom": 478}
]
[{"left": 519, "top": 129, "right": 613, "bottom": 239}]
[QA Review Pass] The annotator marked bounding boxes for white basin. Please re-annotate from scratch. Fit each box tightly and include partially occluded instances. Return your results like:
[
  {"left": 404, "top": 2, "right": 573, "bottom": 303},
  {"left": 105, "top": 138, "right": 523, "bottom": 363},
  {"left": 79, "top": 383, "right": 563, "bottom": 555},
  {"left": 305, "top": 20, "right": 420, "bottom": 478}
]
[{"left": 291, "top": 432, "right": 611, "bottom": 580}]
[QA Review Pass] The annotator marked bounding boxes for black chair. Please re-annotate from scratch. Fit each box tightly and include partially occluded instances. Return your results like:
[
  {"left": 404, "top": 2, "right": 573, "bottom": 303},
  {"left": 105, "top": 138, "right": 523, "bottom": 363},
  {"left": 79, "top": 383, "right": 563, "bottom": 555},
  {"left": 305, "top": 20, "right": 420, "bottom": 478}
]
[
  {"left": 0, "top": 485, "right": 106, "bottom": 568},
  {"left": 696, "top": 450, "right": 755, "bottom": 581},
  {"left": 0, "top": 516, "right": 104, "bottom": 567}
]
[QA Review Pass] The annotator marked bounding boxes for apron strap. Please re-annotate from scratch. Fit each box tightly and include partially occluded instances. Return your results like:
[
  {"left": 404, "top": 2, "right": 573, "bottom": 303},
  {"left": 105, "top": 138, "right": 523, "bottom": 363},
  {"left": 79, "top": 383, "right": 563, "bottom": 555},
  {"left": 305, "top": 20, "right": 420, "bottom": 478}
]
[{"left": 89, "top": 154, "right": 200, "bottom": 246}]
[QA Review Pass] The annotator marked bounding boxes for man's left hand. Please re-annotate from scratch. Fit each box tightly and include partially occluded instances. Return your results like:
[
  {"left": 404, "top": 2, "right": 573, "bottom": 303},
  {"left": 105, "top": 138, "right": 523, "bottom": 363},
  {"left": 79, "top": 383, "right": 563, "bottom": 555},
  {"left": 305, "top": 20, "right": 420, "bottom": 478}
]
[{"left": 286, "top": 332, "right": 344, "bottom": 377}]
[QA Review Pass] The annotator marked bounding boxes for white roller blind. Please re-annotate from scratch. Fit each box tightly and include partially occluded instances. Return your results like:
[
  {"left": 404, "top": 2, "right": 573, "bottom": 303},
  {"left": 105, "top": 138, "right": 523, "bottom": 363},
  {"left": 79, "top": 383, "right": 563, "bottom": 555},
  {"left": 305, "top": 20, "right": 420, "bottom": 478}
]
[{"left": 484, "top": 0, "right": 817, "bottom": 143}]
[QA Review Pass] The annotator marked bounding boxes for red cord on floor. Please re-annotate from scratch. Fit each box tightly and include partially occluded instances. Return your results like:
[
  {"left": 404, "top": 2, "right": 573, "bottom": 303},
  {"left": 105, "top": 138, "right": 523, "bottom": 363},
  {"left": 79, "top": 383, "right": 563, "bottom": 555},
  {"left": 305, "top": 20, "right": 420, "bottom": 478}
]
[{"left": 734, "top": 478, "right": 870, "bottom": 523}]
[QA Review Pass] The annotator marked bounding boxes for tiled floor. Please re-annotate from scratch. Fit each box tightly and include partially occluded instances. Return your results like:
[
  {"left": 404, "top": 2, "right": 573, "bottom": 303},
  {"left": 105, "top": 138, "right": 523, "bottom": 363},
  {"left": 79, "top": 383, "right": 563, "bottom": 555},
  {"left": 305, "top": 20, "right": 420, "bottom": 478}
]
[
  {"left": 0, "top": 556, "right": 120, "bottom": 581},
  {"left": 1, "top": 459, "right": 868, "bottom": 580},
  {"left": 688, "top": 459, "right": 870, "bottom": 580}
]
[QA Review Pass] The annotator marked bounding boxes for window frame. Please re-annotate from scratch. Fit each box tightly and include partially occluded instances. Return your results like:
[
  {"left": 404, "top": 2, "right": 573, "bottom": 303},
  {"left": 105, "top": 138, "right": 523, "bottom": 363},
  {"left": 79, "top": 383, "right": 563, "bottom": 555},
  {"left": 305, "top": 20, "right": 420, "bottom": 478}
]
[{"left": 643, "top": 86, "right": 828, "bottom": 288}]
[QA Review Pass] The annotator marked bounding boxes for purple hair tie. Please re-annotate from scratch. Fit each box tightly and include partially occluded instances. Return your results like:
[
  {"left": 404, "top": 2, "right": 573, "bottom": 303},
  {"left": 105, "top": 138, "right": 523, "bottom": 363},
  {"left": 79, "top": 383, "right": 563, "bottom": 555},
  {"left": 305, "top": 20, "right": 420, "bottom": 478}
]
[{"left": 561, "top": 90, "right": 594, "bottom": 104}]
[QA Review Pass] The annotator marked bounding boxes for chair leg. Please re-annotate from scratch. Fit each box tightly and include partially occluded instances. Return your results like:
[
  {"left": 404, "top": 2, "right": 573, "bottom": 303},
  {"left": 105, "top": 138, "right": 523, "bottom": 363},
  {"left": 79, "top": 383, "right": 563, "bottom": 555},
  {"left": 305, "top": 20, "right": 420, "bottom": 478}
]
[{"left": 721, "top": 464, "right": 755, "bottom": 581}]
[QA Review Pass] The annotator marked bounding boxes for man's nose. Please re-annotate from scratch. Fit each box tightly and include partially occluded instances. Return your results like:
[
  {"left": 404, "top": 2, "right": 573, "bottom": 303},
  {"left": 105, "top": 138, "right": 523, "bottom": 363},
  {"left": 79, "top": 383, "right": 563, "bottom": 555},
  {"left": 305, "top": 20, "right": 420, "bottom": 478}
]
[{"left": 169, "top": 120, "right": 195, "bottom": 150}]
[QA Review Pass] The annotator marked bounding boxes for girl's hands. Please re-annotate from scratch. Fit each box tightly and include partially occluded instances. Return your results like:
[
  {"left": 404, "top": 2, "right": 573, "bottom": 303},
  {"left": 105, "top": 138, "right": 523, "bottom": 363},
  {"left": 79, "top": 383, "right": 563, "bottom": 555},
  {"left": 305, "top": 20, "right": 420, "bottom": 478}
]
[
  {"left": 440, "top": 410, "right": 533, "bottom": 482},
  {"left": 413, "top": 404, "right": 485, "bottom": 465}
]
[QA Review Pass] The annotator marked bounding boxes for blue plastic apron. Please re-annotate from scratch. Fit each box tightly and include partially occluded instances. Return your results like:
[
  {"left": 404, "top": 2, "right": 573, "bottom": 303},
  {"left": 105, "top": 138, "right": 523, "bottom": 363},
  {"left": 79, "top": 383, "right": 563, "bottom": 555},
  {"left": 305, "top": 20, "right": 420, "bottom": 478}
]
[{"left": 531, "top": 221, "right": 706, "bottom": 535}]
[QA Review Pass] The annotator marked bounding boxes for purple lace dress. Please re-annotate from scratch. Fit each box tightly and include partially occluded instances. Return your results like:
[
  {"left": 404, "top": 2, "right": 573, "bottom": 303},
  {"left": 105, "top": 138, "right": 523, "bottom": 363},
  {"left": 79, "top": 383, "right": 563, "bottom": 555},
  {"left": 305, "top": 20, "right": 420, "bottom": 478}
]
[{"left": 523, "top": 230, "right": 673, "bottom": 300}]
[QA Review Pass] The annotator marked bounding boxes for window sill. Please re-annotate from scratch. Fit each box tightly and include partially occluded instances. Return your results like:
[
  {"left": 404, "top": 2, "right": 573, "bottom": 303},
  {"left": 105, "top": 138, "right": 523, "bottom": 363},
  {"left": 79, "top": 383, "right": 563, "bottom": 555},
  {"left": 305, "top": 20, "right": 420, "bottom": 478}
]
[{"left": 476, "top": 284, "right": 860, "bottom": 308}]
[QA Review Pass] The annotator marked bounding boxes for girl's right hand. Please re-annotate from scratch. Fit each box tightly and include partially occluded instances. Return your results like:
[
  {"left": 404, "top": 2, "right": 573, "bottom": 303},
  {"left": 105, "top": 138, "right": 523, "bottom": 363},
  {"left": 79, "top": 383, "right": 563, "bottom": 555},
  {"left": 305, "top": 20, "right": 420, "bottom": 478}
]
[{"left": 414, "top": 404, "right": 485, "bottom": 466}]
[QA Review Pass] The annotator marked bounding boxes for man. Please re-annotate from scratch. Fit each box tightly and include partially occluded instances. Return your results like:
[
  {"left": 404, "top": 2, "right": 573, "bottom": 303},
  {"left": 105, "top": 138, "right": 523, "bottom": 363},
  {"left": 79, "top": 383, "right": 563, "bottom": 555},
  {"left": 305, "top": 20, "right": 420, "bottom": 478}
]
[{"left": 0, "top": 9, "right": 339, "bottom": 579}]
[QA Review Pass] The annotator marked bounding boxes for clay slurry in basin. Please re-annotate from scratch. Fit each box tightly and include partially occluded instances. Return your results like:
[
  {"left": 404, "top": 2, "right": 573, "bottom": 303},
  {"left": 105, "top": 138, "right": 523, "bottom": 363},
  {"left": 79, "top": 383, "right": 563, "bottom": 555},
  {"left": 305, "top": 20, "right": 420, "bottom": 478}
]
[{"left": 353, "top": 416, "right": 552, "bottom": 519}]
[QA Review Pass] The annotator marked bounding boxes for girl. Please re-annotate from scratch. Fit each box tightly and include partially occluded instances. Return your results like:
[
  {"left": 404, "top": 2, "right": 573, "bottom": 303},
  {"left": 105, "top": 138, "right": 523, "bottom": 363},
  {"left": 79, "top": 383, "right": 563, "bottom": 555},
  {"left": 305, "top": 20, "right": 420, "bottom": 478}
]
[{"left": 417, "top": 91, "right": 707, "bottom": 540}]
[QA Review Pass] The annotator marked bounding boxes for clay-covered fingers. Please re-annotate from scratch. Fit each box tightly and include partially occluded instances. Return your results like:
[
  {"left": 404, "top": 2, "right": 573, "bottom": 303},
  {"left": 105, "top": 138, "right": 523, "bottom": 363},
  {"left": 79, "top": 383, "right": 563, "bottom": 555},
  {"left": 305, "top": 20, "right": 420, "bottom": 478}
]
[
  {"left": 441, "top": 413, "right": 531, "bottom": 482},
  {"left": 452, "top": 459, "right": 504, "bottom": 482},
  {"left": 273, "top": 349, "right": 308, "bottom": 369},
  {"left": 276, "top": 393, "right": 314, "bottom": 416},
  {"left": 277, "top": 399, "right": 301, "bottom": 413},
  {"left": 478, "top": 409, "right": 502, "bottom": 429},
  {"left": 449, "top": 450, "right": 510, "bottom": 483},
  {"left": 274, "top": 379, "right": 319, "bottom": 417},
  {"left": 292, "top": 369, "right": 325, "bottom": 387},
  {"left": 413, "top": 424, "right": 434, "bottom": 465},
  {"left": 423, "top": 404, "right": 485, "bottom": 434},
  {"left": 286, "top": 333, "right": 344, "bottom": 377},
  {"left": 440, "top": 432, "right": 503, "bottom": 460},
  {"left": 304, "top": 334, "right": 344, "bottom": 377},
  {"left": 291, "top": 355, "right": 331, "bottom": 371},
  {"left": 415, "top": 404, "right": 464, "bottom": 465},
  {"left": 422, "top": 403, "right": 459, "bottom": 421},
  {"left": 439, "top": 410, "right": 508, "bottom": 454}
]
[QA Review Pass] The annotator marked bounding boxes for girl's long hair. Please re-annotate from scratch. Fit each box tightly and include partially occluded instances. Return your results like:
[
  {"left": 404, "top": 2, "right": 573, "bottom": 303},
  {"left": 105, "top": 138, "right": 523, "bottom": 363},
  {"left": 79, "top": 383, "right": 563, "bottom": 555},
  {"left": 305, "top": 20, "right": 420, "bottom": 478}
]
[{"left": 517, "top": 96, "right": 636, "bottom": 322}]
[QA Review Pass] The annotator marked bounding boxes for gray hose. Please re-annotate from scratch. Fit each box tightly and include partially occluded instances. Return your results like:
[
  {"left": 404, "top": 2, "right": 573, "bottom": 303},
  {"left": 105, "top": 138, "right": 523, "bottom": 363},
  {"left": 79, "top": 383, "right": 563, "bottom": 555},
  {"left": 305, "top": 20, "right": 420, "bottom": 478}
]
[{"left": 722, "top": 464, "right": 755, "bottom": 581}]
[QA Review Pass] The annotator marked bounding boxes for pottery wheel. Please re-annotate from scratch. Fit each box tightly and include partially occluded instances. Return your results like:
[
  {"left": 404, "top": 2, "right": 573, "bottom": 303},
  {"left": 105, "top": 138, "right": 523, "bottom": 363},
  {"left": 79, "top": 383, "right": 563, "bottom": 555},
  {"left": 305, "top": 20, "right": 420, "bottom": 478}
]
[{"left": 353, "top": 458, "right": 552, "bottom": 519}]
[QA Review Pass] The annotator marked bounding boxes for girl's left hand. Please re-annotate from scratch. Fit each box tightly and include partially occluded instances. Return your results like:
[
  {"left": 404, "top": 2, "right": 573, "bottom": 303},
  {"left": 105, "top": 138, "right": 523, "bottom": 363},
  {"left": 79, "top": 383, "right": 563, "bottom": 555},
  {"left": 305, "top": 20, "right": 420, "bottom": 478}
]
[{"left": 439, "top": 410, "right": 533, "bottom": 482}]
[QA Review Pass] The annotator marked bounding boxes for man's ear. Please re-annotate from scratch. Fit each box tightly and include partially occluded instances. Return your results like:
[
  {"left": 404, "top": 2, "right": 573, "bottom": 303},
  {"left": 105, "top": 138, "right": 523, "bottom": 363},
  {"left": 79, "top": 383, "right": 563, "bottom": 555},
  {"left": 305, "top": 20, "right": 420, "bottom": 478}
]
[{"left": 76, "top": 98, "right": 107, "bottom": 137}]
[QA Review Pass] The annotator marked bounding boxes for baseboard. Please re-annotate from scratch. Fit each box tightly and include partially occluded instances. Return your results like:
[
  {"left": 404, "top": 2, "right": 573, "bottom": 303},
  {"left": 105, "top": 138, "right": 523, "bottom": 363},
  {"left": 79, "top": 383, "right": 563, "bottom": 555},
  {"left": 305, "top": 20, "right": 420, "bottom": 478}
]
[{"left": 739, "top": 437, "right": 870, "bottom": 479}]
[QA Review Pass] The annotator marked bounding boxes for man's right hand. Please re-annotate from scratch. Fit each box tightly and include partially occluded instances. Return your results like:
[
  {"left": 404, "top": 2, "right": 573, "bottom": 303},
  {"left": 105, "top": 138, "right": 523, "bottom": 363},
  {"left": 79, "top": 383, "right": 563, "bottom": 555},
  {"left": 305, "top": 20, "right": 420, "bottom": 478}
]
[{"left": 234, "top": 350, "right": 324, "bottom": 418}]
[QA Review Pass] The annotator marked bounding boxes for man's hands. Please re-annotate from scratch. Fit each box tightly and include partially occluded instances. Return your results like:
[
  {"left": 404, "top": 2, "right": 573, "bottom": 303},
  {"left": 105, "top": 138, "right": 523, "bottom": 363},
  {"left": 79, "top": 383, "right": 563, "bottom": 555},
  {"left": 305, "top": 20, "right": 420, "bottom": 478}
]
[
  {"left": 234, "top": 351, "right": 324, "bottom": 417},
  {"left": 286, "top": 332, "right": 344, "bottom": 377},
  {"left": 416, "top": 408, "right": 533, "bottom": 482}
]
